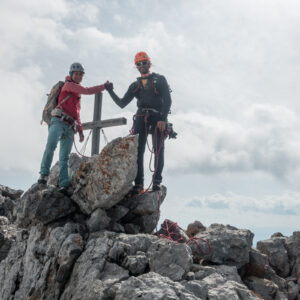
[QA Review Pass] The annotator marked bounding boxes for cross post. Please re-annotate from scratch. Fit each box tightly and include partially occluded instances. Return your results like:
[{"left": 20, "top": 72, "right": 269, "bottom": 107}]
[{"left": 82, "top": 93, "right": 127, "bottom": 156}]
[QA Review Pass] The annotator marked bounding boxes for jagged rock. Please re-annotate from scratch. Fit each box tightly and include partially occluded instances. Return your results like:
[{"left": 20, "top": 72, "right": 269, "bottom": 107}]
[
  {"left": 287, "top": 281, "right": 299, "bottom": 300},
  {"left": 291, "top": 258, "right": 300, "bottom": 278},
  {"left": 241, "top": 248, "right": 268, "bottom": 278},
  {"left": 190, "top": 224, "right": 253, "bottom": 268},
  {"left": 148, "top": 238, "right": 193, "bottom": 281},
  {"left": 120, "top": 186, "right": 167, "bottom": 233},
  {"left": 0, "top": 185, "right": 23, "bottom": 222},
  {"left": 186, "top": 220, "right": 206, "bottom": 238},
  {"left": 121, "top": 251, "right": 148, "bottom": 275},
  {"left": 16, "top": 184, "right": 77, "bottom": 228},
  {"left": 244, "top": 276, "right": 279, "bottom": 300},
  {"left": 114, "top": 272, "right": 202, "bottom": 300},
  {"left": 0, "top": 184, "right": 23, "bottom": 200},
  {"left": 86, "top": 208, "right": 111, "bottom": 233},
  {"left": 71, "top": 135, "right": 138, "bottom": 214},
  {"left": 275, "top": 291, "right": 289, "bottom": 300},
  {"left": 56, "top": 233, "right": 83, "bottom": 284},
  {"left": 0, "top": 217, "right": 16, "bottom": 262},
  {"left": 257, "top": 236, "right": 290, "bottom": 278},
  {"left": 48, "top": 153, "right": 83, "bottom": 187},
  {"left": 107, "top": 204, "right": 129, "bottom": 221},
  {"left": 201, "top": 273, "right": 259, "bottom": 299},
  {"left": 286, "top": 232, "right": 300, "bottom": 269},
  {"left": 0, "top": 222, "right": 85, "bottom": 300},
  {"left": 264, "top": 264, "right": 288, "bottom": 291}
]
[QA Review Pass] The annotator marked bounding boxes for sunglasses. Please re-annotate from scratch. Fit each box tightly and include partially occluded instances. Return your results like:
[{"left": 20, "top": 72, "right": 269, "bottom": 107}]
[{"left": 136, "top": 61, "right": 149, "bottom": 67}]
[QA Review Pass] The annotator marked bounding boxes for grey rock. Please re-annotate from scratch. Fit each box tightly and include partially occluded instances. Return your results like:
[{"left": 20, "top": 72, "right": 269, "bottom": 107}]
[
  {"left": 241, "top": 248, "right": 269, "bottom": 278},
  {"left": 0, "top": 219, "right": 17, "bottom": 262},
  {"left": 244, "top": 276, "right": 279, "bottom": 300},
  {"left": 264, "top": 264, "right": 288, "bottom": 291},
  {"left": 114, "top": 272, "right": 202, "bottom": 300},
  {"left": 122, "top": 251, "right": 148, "bottom": 275},
  {"left": 0, "top": 195, "right": 16, "bottom": 222},
  {"left": 257, "top": 236, "right": 290, "bottom": 278},
  {"left": 287, "top": 281, "right": 299, "bottom": 300},
  {"left": 148, "top": 238, "right": 193, "bottom": 281},
  {"left": 86, "top": 208, "right": 111, "bottom": 233},
  {"left": 191, "top": 223, "right": 253, "bottom": 268},
  {"left": 275, "top": 291, "right": 289, "bottom": 300},
  {"left": 71, "top": 135, "right": 138, "bottom": 214},
  {"left": 0, "top": 222, "right": 84, "bottom": 300},
  {"left": 16, "top": 185, "right": 77, "bottom": 227},
  {"left": 107, "top": 204, "right": 129, "bottom": 221},
  {"left": 121, "top": 186, "right": 167, "bottom": 234},
  {"left": 56, "top": 233, "right": 83, "bottom": 284},
  {"left": 201, "top": 273, "right": 259, "bottom": 300},
  {"left": 291, "top": 258, "right": 300, "bottom": 278},
  {"left": 60, "top": 231, "right": 129, "bottom": 300},
  {"left": 0, "top": 184, "right": 23, "bottom": 200},
  {"left": 286, "top": 232, "right": 300, "bottom": 269}
]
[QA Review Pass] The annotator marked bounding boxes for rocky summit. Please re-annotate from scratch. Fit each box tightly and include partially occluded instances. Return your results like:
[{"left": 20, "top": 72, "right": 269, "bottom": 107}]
[{"left": 0, "top": 136, "right": 300, "bottom": 299}]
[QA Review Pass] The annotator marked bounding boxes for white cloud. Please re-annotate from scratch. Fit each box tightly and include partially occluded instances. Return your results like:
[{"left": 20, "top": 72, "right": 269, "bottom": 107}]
[
  {"left": 165, "top": 104, "right": 300, "bottom": 180},
  {"left": 187, "top": 191, "right": 300, "bottom": 215}
]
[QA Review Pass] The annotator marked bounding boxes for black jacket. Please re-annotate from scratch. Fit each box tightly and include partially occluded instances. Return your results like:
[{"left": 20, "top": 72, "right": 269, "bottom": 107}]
[{"left": 108, "top": 72, "right": 172, "bottom": 121}]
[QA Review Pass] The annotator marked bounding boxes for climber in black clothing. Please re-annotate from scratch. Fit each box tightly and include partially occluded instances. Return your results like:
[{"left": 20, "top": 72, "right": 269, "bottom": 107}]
[{"left": 104, "top": 51, "right": 172, "bottom": 194}]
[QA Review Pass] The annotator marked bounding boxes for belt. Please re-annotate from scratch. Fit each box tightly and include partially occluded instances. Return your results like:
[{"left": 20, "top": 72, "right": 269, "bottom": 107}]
[
  {"left": 141, "top": 108, "right": 160, "bottom": 114},
  {"left": 56, "top": 115, "right": 75, "bottom": 126}
]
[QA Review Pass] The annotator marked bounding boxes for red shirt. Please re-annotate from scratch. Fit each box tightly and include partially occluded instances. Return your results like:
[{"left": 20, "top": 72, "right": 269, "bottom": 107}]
[{"left": 58, "top": 76, "right": 105, "bottom": 131}]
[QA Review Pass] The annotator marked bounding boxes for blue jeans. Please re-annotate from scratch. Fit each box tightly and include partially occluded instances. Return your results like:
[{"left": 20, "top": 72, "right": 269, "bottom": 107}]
[{"left": 40, "top": 117, "right": 74, "bottom": 187}]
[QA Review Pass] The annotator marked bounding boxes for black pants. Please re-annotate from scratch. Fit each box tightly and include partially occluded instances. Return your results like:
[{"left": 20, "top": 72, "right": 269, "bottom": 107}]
[{"left": 133, "top": 112, "right": 165, "bottom": 186}]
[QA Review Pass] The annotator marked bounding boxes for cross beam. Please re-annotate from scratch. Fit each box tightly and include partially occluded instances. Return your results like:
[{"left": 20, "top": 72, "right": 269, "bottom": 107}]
[
  {"left": 82, "top": 117, "right": 127, "bottom": 131},
  {"left": 81, "top": 92, "right": 127, "bottom": 156}
]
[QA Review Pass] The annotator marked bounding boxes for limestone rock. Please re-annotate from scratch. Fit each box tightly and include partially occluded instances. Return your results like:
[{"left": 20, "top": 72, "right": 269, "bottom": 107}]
[
  {"left": 0, "top": 185, "right": 23, "bottom": 222},
  {"left": 119, "top": 186, "right": 167, "bottom": 234},
  {"left": 190, "top": 223, "right": 253, "bottom": 268},
  {"left": 86, "top": 208, "right": 111, "bottom": 233},
  {"left": 148, "top": 238, "right": 193, "bottom": 281},
  {"left": 16, "top": 184, "right": 77, "bottom": 228},
  {"left": 0, "top": 222, "right": 85, "bottom": 300},
  {"left": 114, "top": 272, "right": 202, "bottom": 300},
  {"left": 286, "top": 232, "right": 300, "bottom": 269},
  {"left": 71, "top": 135, "right": 138, "bottom": 214},
  {"left": 257, "top": 236, "right": 290, "bottom": 278},
  {"left": 0, "top": 184, "right": 23, "bottom": 200},
  {"left": 244, "top": 276, "right": 279, "bottom": 300},
  {"left": 0, "top": 216, "right": 16, "bottom": 262}
]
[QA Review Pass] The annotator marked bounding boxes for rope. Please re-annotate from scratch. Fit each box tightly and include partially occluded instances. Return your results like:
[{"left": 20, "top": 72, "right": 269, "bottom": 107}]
[
  {"left": 158, "top": 220, "right": 212, "bottom": 256},
  {"left": 73, "top": 129, "right": 92, "bottom": 158}
]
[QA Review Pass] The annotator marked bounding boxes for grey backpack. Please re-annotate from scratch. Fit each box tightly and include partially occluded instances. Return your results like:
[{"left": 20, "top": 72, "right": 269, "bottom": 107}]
[{"left": 41, "top": 81, "right": 71, "bottom": 125}]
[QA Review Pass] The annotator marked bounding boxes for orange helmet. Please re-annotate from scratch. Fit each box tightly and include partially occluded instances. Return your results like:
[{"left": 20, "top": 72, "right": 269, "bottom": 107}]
[{"left": 134, "top": 51, "right": 151, "bottom": 64}]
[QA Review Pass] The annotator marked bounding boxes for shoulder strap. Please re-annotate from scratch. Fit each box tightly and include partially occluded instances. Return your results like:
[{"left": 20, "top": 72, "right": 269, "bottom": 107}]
[{"left": 56, "top": 93, "right": 72, "bottom": 109}]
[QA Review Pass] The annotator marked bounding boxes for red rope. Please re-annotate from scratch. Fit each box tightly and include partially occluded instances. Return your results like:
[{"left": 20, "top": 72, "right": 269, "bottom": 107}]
[{"left": 158, "top": 220, "right": 212, "bottom": 256}]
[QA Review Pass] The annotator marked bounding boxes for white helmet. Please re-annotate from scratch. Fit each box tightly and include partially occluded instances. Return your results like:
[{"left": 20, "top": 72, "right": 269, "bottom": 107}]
[{"left": 69, "top": 62, "right": 85, "bottom": 76}]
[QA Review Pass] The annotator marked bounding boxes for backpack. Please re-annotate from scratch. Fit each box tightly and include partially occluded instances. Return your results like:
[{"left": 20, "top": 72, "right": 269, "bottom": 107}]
[{"left": 41, "top": 81, "right": 71, "bottom": 125}]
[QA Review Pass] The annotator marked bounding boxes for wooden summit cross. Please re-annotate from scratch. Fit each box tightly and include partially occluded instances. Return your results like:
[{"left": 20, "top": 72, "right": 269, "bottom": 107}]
[{"left": 81, "top": 93, "right": 127, "bottom": 156}]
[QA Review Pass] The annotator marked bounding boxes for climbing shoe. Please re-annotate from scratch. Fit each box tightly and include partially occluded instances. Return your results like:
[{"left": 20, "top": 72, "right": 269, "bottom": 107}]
[
  {"left": 126, "top": 184, "right": 144, "bottom": 198},
  {"left": 58, "top": 186, "right": 73, "bottom": 196},
  {"left": 38, "top": 174, "right": 48, "bottom": 185},
  {"left": 152, "top": 184, "right": 161, "bottom": 191}
]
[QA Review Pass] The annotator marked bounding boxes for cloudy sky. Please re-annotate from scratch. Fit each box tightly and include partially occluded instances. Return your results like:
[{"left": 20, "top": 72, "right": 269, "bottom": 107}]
[{"left": 1, "top": 0, "right": 300, "bottom": 244}]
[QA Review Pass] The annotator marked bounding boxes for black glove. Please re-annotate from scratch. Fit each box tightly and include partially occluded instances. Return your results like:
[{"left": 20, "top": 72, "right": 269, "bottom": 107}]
[{"left": 104, "top": 82, "right": 114, "bottom": 91}]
